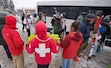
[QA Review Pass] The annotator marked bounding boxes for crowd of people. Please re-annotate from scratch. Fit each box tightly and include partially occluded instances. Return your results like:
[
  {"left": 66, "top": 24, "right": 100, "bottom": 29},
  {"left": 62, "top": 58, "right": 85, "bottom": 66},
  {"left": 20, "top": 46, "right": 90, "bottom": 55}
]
[
  {"left": 76, "top": 12, "right": 111, "bottom": 60},
  {"left": 0, "top": 10, "right": 111, "bottom": 68}
]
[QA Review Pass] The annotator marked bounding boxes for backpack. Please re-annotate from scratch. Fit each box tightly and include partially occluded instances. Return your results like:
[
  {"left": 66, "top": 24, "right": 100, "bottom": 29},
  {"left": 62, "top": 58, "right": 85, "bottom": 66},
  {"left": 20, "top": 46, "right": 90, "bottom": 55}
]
[{"left": 99, "top": 25, "right": 106, "bottom": 34}]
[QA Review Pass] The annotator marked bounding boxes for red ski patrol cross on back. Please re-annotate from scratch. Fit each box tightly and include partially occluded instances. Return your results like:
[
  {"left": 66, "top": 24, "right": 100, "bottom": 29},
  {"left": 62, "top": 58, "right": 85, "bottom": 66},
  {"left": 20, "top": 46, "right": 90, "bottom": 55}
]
[{"left": 35, "top": 43, "right": 50, "bottom": 57}]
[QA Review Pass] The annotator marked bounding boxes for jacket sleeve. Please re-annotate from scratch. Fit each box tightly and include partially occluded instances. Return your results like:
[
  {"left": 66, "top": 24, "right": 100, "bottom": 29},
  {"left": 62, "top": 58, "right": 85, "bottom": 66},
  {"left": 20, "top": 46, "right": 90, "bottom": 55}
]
[
  {"left": 26, "top": 41, "right": 35, "bottom": 54},
  {"left": 60, "top": 35, "right": 70, "bottom": 48},
  {"left": 13, "top": 31, "right": 24, "bottom": 48},
  {"left": 104, "top": 24, "right": 110, "bottom": 35},
  {"left": 79, "top": 34, "right": 84, "bottom": 47},
  {"left": 79, "top": 24, "right": 90, "bottom": 42},
  {"left": 51, "top": 18, "right": 54, "bottom": 26},
  {"left": 50, "top": 38, "right": 60, "bottom": 53}
]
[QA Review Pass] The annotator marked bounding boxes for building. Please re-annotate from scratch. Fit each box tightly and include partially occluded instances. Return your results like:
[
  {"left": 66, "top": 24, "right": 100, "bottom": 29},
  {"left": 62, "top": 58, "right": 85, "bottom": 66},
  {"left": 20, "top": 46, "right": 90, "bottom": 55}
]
[
  {"left": 0, "top": 0, "right": 15, "bottom": 14},
  {"left": 37, "top": 0, "right": 111, "bottom": 19},
  {"left": 17, "top": 9, "right": 36, "bottom": 16}
]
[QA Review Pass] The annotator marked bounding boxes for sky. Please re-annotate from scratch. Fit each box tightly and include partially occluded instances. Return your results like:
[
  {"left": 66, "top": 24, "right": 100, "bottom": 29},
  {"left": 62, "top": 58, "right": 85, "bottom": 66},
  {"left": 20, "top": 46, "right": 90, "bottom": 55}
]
[
  {"left": 12, "top": 0, "right": 63, "bottom": 9},
  {"left": 12, "top": 0, "right": 38, "bottom": 9},
  {"left": 12, "top": 0, "right": 89, "bottom": 9}
]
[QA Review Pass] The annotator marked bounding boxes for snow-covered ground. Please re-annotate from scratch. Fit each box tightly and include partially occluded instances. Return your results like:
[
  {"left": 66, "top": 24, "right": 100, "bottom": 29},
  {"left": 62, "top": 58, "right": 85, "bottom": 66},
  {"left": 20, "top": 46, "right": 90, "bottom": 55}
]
[{"left": 0, "top": 16, "right": 111, "bottom": 68}]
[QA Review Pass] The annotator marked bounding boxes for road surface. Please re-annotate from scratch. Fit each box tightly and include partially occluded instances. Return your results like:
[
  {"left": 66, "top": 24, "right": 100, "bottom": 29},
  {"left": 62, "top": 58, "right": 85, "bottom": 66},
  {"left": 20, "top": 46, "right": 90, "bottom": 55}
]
[{"left": 0, "top": 16, "right": 111, "bottom": 68}]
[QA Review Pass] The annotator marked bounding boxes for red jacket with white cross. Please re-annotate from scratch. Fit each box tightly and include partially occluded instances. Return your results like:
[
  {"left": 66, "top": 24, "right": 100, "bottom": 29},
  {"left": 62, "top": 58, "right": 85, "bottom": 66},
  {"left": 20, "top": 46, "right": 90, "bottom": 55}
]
[
  {"left": 26, "top": 21, "right": 60, "bottom": 65},
  {"left": 26, "top": 36, "right": 60, "bottom": 65}
]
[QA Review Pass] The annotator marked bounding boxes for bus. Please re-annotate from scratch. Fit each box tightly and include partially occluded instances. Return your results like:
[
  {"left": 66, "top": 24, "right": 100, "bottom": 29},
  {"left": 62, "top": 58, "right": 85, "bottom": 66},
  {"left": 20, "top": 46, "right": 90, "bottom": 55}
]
[{"left": 37, "top": 0, "right": 111, "bottom": 19}]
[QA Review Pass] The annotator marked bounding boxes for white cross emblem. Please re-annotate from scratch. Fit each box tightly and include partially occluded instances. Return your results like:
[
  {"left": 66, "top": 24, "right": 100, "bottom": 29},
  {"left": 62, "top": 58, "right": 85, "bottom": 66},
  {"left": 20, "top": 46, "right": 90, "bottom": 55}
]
[{"left": 35, "top": 43, "right": 50, "bottom": 57}]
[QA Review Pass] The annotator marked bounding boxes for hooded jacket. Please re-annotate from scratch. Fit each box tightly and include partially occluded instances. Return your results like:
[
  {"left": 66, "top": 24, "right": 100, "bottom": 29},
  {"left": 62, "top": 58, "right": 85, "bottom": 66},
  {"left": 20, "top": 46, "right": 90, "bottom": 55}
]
[
  {"left": 61, "top": 31, "right": 83, "bottom": 59},
  {"left": 2, "top": 16, "right": 24, "bottom": 56},
  {"left": 79, "top": 19, "right": 92, "bottom": 42},
  {"left": 26, "top": 21, "right": 60, "bottom": 65}
]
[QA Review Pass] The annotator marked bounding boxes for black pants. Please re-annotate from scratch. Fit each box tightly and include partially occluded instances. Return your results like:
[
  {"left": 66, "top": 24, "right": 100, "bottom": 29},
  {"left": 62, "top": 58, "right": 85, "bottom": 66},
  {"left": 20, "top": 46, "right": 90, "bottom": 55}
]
[
  {"left": 3, "top": 44, "right": 12, "bottom": 58},
  {"left": 27, "top": 29, "right": 30, "bottom": 37},
  {"left": 100, "top": 34, "right": 106, "bottom": 44},
  {"left": 38, "top": 64, "right": 49, "bottom": 68},
  {"left": 22, "top": 23, "right": 26, "bottom": 32}
]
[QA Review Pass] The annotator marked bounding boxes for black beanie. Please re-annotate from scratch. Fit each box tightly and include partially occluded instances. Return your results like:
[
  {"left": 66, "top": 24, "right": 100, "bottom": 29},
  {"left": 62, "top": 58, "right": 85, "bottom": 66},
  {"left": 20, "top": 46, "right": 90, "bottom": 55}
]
[{"left": 86, "top": 13, "right": 96, "bottom": 19}]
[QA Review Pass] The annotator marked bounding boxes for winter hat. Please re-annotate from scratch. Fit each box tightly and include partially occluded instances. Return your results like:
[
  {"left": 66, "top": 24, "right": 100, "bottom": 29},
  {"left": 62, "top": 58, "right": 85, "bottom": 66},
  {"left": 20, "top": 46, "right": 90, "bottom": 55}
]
[
  {"left": 38, "top": 12, "right": 43, "bottom": 16},
  {"left": 86, "top": 13, "right": 96, "bottom": 19},
  {"left": 81, "top": 12, "right": 87, "bottom": 15},
  {"left": 27, "top": 13, "right": 30, "bottom": 16},
  {"left": 53, "top": 14, "right": 56, "bottom": 17},
  {"left": 103, "top": 18, "right": 110, "bottom": 22}
]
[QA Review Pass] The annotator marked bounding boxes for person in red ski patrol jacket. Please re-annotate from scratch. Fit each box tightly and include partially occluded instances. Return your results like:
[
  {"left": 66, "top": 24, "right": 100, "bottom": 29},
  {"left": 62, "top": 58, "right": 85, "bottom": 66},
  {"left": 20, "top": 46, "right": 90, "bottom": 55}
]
[
  {"left": 60, "top": 21, "right": 83, "bottom": 68},
  {"left": 26, "top": 21, "right": 60, "bottom": 68},
  {"left": 2, "top": 16, "right": 24, "bottom": 68}
]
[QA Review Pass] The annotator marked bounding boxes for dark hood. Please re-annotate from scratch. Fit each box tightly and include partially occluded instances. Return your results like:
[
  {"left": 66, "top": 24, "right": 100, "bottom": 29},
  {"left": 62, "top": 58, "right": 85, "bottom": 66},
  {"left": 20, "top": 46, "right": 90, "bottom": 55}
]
[
  {"left": 5, "top": 16, "right": 17, "bottom": 29},
  {"left": 69, "top": 31, "right": 83, "bottom": 41}
]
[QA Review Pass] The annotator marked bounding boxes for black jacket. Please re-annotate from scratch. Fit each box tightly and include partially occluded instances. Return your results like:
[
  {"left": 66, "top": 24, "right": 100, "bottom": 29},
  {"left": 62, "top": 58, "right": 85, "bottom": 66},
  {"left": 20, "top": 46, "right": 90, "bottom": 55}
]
[
  {"left": 0, "top": 16, "right": 6, "bottom": 45},
  {"left": 21, "top": 16, "right": 24, "bottom": 21},
  {"left": 101, "top": 23, "right": 110, "bottom": 35}
]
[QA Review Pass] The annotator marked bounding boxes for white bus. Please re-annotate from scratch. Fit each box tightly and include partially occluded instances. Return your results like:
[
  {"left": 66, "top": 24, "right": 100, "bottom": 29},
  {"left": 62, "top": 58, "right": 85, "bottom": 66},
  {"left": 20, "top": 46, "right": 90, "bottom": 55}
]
[{"left": 37, "top": 0, "right": 111, "bottom": 19}]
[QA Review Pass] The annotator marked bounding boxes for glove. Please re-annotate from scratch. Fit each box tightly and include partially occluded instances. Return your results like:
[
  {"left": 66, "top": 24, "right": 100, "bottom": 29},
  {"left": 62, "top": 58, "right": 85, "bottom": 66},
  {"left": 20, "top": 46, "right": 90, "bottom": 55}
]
[{"left": 56, "top": 38, "right": 60, "bottom": 44}]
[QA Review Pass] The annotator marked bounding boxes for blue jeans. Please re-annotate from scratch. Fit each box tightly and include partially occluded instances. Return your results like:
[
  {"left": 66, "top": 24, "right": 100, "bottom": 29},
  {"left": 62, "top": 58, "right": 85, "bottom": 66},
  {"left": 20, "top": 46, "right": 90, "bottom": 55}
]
[
  {"left": 62, "top": 57, "right": 72, "bottom": 68},
  {"left": 92, "top": 45, "right": 98, "bottom": 55}
]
